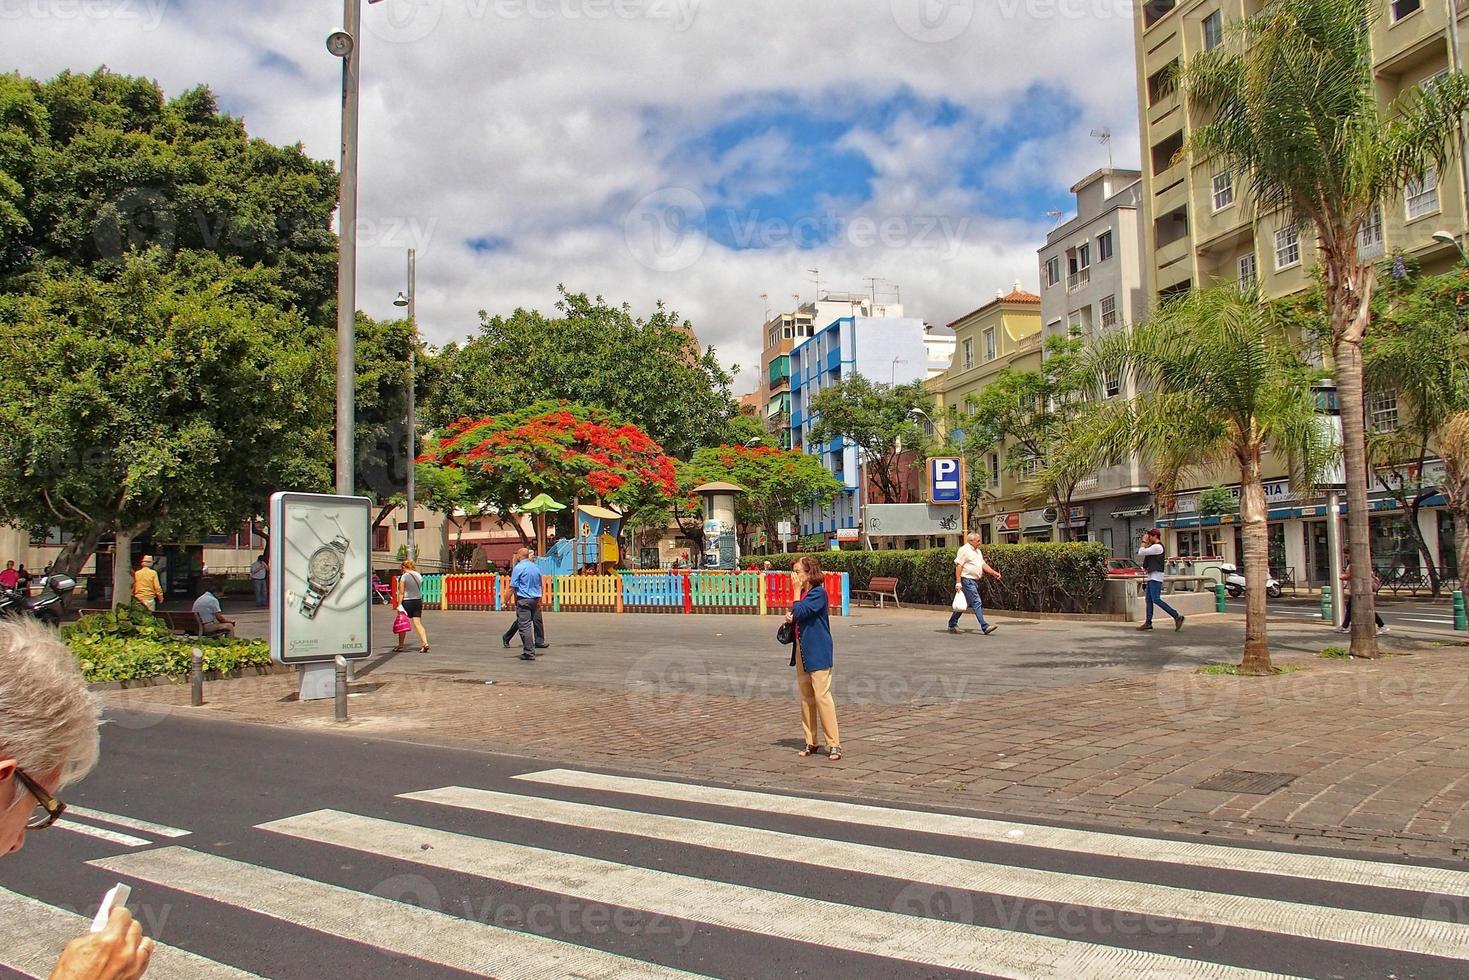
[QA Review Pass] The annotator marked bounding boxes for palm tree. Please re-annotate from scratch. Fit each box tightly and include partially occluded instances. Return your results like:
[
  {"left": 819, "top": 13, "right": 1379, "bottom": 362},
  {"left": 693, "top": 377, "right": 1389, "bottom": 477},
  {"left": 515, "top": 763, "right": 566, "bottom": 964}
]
[
  {"left": 1440, "top": 412, "right": 1469, "bottom": 584},
  {"left": 1183, "top": 0, "right": 1469, "bottom": 656},
  {"left": 1092, "top": 288, "right": 1332, "bottom": 675}
]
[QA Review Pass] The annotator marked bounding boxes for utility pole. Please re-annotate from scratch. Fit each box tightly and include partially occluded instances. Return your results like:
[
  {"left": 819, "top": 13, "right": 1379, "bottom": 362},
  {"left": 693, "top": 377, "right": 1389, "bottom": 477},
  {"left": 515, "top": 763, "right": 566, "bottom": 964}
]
[
  {"left": 405, "top": 249, "right": 417, "bottom": 558},
  {"left": 329, "top": 0, "right": 365, "bottom": 496}
]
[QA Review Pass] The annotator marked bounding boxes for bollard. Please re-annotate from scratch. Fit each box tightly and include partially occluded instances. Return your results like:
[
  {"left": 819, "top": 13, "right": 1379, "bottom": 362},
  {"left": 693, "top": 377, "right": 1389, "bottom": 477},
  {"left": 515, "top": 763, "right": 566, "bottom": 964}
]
[
  {"left": 1320, "top": 585, "right": 1333, "bottom": 622},
  {"left": 1215, "top": 583, "right": 1227, "bottom": 613},
  {"left": 334, "top": 655, "right": 348, "bottom": 722},
  {"left": 189, "top": 647, "right": 204, "bottom": 707},
  {"left": 1456, "top": 590, "right": 1467, "bottom": 632}
]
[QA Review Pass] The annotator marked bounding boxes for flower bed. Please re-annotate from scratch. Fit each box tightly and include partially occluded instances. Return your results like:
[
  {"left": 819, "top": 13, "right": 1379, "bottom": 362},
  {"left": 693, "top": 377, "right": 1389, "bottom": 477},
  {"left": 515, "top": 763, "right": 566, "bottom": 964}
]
[{"left": 63, "top": 606, "right": 271, "bottom": 683}]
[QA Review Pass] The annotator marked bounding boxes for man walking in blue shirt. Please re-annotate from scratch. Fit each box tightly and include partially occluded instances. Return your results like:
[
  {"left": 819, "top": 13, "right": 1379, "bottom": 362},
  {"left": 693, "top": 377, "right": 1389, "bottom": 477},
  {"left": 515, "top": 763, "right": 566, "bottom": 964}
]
[{"left": 507, "top": 547, "right": 546, "bottom": 661}]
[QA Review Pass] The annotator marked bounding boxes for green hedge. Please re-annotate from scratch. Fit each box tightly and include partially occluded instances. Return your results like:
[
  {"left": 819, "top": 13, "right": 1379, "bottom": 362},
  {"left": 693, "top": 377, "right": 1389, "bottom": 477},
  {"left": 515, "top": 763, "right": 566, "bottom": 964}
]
[
  {"left": 762, "top": 543, "right": 1108, "bottom": 614},
  {"left": 63, "top": 606, "right": 271, "bottom": 683}
]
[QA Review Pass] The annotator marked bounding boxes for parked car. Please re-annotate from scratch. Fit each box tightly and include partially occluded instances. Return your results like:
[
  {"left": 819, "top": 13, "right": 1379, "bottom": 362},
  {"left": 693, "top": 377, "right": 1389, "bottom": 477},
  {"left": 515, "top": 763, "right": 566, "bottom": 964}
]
[{"left": 1107, "top": 558, "right": 1144, "bottom": 577}]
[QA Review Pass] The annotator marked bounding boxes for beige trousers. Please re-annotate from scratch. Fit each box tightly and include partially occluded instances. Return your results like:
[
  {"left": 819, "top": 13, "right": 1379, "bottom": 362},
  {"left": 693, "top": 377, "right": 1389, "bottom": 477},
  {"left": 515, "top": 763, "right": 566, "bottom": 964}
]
[{"left": 796, "top": 648, "right": 840, "bottom": 748}]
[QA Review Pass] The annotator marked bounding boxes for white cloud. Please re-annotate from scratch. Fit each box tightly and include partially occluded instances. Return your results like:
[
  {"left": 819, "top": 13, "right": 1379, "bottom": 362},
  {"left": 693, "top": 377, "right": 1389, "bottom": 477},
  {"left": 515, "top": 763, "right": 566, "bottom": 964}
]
[{"left": 9, "top": 0, "right": 1138, "bottom": 392}]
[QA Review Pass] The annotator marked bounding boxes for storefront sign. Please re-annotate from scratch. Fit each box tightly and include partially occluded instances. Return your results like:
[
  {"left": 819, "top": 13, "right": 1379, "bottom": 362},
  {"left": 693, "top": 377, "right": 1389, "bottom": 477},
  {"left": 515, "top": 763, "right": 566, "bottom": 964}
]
[
  {"left": 1174, "top": 480, "right": 1295, "bottom": 515},
  {"left": 997, "top": 512, "right": 1021, "bottom": 533},
  {"left": 1022, "top": 508, "right": 1052, "bottom": 529},
  {"left": 836, "top": 527, "right": 861, "bottom": 542}
]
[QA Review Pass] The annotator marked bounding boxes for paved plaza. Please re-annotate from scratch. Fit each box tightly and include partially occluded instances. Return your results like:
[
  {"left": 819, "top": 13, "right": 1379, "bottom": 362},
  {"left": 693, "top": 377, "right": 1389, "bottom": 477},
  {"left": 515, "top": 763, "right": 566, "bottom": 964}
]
[{"left": 104, "top": 603, "right": 1469, "bottom": 862}]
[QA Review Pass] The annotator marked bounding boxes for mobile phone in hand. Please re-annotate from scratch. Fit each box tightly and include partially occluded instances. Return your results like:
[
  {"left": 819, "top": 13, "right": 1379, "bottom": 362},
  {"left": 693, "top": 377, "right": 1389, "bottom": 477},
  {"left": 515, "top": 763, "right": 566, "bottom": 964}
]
[{"left": 89, "top": 883, "right": 131, "bottom": 933}]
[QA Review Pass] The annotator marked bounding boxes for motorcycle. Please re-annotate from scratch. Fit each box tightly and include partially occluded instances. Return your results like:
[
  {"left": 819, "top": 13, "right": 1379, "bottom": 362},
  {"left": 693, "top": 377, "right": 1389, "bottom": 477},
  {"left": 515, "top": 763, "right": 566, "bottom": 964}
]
[
  {"left": 1217, "top": 563, "right": 1281, "bottom": 599},
  {"left": 0, "top": 574, "right": 77, "bottom": 626}
]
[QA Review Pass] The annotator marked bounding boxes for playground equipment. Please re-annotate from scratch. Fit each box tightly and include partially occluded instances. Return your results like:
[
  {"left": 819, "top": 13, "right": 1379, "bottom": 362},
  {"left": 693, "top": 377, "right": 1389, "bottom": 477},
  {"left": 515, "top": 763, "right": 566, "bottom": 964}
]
[{"left": 536, "top": 504, "right": 625, "bottom": 576}]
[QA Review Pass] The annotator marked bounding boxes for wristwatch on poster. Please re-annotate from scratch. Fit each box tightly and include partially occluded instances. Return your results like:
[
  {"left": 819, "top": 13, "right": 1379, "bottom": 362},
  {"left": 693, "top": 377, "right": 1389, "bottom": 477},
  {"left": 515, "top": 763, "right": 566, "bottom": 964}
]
[{"left": 300, "top": 534, "right": 350, "bottom": 619}]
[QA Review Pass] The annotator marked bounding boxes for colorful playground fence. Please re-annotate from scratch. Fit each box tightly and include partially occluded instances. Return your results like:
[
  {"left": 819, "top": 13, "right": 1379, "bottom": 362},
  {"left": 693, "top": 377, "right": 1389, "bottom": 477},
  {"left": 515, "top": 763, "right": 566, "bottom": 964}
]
[{"left": 398, "top": 571, "right": 851, "bottom": 616}]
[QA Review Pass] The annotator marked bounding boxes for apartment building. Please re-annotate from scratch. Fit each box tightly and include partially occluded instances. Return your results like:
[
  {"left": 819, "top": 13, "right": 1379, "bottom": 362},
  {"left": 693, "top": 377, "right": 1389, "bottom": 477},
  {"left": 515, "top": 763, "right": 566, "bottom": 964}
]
[
  {"left": 931, "top": 287, "right": 1070, "bottom": 545},
  {"left": 1133, "top": 0, "right": 1467, "bottom": 582},
  {"left": 789, "top": 313, "right": 931, "bottom": 538},
  {"left": 1039, "top": 168, "right": 1155, "bottom": 556}
]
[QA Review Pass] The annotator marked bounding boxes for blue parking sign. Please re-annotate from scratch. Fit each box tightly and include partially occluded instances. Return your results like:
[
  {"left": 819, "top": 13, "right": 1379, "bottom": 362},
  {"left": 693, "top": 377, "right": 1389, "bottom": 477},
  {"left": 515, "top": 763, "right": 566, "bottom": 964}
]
[{"left": 928, "top": 457, "right": 962, "bottom": 504}]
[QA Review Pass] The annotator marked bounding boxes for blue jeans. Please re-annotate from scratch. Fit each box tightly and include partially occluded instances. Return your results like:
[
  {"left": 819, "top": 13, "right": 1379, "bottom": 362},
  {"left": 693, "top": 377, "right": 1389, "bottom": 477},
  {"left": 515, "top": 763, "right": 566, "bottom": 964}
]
[
  {"left": 252, "top": 577, "right": 267, "bottom": 607},
  {"left": 948, "top": 578, "right": 990, "bottom": 630},
  {"left": 1145, "top": 579, "right": 1180, "bottom": 625}
]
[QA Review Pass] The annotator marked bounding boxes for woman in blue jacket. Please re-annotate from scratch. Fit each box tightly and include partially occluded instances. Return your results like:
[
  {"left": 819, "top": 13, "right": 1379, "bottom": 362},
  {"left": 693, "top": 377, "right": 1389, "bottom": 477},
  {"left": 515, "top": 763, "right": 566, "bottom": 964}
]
[{"left": 785, "top": 556, "right": 841, "bottom": 761}]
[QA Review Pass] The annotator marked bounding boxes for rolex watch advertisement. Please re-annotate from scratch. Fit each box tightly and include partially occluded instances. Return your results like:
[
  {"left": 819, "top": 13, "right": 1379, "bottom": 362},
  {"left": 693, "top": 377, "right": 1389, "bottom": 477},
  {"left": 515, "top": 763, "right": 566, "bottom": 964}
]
[{"left": 268, "top": 492, "right": 372, "bottom": 664}]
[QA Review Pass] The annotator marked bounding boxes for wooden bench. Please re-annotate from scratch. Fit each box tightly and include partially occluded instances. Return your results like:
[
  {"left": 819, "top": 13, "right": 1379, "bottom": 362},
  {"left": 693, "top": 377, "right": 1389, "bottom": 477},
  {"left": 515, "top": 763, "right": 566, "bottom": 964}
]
[
  {"left": 158, "top": 610, "right": 205, "bottom": 636},
  {"left": 853, "top": 576, "right": 901, "bottom": 609}
]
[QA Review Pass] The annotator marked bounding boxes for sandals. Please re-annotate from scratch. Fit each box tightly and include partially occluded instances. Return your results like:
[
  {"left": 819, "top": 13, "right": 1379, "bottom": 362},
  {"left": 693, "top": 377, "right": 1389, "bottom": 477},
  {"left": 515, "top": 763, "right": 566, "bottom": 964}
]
[
  {"left": 827, "top": 746, "right": 843, "bottom": 762},
  {"left": 419, "top": 646, "right": 430, "bottom": 653},
  {"left": 797, "top": 744, "right": 819, "bottom": 757}
]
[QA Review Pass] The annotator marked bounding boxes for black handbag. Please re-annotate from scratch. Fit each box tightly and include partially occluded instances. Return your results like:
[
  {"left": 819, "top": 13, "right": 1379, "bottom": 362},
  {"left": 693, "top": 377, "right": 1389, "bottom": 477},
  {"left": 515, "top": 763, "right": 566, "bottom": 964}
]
[{"left": 776, "top": 621, "right": 795, "bottom": 645}]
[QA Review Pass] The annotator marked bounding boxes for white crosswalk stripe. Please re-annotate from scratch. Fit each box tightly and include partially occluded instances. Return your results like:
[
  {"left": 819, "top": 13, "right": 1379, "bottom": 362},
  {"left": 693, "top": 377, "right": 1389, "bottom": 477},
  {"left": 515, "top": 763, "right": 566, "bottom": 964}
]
[
  {"left": 260, "top": 808, "right": 1288, "bottom": 979},
  {"left": 0, "top": 886, "right": 258, "bottom": 980},
  {"left": 90, "top": 847, "right": 703, "bottom": 980},
  {"left": 7, "top": 768, "right": 1466, "bottom": 978},
  {"left": 401, "top": 784, "right": 1469, "bottom": 961},
  {"left": 514, "top": 768, "right": 1469, "bottom": 898}
]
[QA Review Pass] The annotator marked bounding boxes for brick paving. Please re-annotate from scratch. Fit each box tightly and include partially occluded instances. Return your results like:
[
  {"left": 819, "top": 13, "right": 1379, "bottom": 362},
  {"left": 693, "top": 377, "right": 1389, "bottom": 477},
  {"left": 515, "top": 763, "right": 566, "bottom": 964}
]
[{"left": 103, "top": 606, "right": 1469, "bottom": 862}]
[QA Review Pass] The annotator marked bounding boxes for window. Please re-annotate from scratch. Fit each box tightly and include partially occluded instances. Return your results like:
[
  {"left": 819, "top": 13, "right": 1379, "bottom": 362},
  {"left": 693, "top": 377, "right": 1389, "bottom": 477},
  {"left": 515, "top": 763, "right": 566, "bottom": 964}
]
[
  {"left": 373, "top": 526, "right": 390, "bottom": 552},
  {"left": 1105, "top": 372, "right": 1121, "bottom": 398},
  {"left": 983, "top": 327, "right": 997, "bottom": 362},
  {"left": 1202, "top": 10, "right": 1223, "bottom": 49},
  {"left": 1406, "top": 166, "right": 1439, "bottom": 221},
  {"left": 1077, "top": 242, "right": 1090, "bottom": 269},
  {"left": 1097, "top": 231, "right": 1113, "bottom": 262},
  {"left": 962, "top": 338, "right": 973, "bottom": 370},
  {"left": 988, "top": 452, "right": 1001, "bottom": 488},
  {"left": 1211, "top": 171, "right": 1234, "bottom": 211},
  {"left": 1358, "top": 204, "right": 1384, "bottom": 259},
  {"left": 1369, "top": 390, "right": 1399, "bottom": 432},
  {"left": 1100, "top": 294, "right": 1118, "bottom": 329},
  {"left": 1018, "top": 457, "right": 1042, "bottom": 481},
  {"left": 1274, "top": 226, "right": 1300, "bottom": 269},
  {"left": 1238, "top": 251, "right": 1257, "bottom": 290},
  {"left": 1424, "top": 68, "right": 1450, "bottom": 94},
  {"left": 1392, "top": 0, "right": 1422, "bottom": 21},
  {"left": 1068, "top": 309, "right": 1085, "bottom": 335},
  {"left": 1045, "top": 256, "right": 1061, "bottom": 286}
]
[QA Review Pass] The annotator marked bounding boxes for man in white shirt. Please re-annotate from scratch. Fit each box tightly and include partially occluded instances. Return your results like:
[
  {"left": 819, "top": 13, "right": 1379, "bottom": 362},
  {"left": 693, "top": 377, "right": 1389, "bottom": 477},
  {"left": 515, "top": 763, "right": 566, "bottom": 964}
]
[
  {"left": 192, "top": 582, "right": 236, "bottom": 637},
  {"left": 948, "top": 532, "right": 1003, "bottom": 635},
  {"left": 1137, "top": 528, "right": 1184, "bottom": 631}
]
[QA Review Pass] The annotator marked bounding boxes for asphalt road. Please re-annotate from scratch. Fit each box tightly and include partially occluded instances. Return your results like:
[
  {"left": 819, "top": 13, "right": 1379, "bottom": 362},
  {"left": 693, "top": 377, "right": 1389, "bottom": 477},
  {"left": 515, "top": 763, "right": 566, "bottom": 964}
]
[
  {"left": 3, "top": 713, "right": 1467, "bottom": 979},
  {"left": 1226, "top": 594, "right": 1460, "bottom": 631}
]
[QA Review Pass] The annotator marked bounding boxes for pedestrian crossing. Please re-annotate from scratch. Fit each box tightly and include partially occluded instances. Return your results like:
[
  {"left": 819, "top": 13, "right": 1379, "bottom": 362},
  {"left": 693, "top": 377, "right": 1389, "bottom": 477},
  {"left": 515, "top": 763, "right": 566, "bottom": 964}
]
[{"left": 4, "top": 767, "right": 1467, "bottom": 979}]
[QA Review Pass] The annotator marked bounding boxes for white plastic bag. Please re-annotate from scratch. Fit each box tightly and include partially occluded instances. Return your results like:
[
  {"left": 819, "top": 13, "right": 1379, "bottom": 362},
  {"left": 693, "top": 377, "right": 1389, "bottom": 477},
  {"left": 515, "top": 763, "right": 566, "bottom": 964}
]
[{"left": 951, "top": 589, "right": 968, "bottom": 613}]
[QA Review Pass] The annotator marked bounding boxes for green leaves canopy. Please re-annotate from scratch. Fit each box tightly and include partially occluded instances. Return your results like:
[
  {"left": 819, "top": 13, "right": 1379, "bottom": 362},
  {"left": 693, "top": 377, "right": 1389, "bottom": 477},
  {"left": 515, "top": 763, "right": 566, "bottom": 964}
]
[
  {"left": 686, "top": 444, "right": 843, "bottom": 544},
  {"left": 807, "top": 375, "right": 930, "bottom": 503}
]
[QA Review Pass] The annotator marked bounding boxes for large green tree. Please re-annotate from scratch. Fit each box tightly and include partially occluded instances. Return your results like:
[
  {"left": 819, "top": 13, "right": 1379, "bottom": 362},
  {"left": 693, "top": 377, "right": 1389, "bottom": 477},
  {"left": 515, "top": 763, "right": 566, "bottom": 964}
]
[
  {"left": 0, "top": 254, "right": 331, "bottom": 599},
  {"left": 806, "top": 375, "right": 930, "bottom": 504},
  {"left": 1092, "top": 288, "right": 1332, "bottom": 674},
  {"left": 1182, "top": 0, "right": 1469, "bottom": 656},
  {"left": 968, "top": 333, "right": 1102, "bottom": 541},
  {"left": 426, "top": 287, "right": 736, "bottom": 458},
  {"left": 0, "top": 69, "right": 339, "bottom": 321}
]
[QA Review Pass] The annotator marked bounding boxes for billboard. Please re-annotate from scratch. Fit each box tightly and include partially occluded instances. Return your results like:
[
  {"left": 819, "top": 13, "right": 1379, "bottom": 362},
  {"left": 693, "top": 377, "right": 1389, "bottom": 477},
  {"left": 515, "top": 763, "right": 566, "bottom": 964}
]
[
  {"left": 927, "top": 457, "right": 963, "bottom": 505},
  {"left": 269, "top": 492, "right": 372, "bottom": 665}
]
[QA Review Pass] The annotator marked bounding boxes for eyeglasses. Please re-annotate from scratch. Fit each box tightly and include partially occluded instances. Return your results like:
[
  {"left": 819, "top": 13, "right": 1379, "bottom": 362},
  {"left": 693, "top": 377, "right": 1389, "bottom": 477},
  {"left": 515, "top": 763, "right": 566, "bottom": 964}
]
[{"left": 14, "top": 768, "right": 65, "bottom": 831}]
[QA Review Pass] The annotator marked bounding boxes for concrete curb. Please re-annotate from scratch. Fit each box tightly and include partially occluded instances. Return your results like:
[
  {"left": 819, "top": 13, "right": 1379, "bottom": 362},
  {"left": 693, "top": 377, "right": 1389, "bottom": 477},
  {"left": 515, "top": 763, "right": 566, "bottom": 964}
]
[{"left": 88, "top": 663, "right": 294, "bottom": 693}]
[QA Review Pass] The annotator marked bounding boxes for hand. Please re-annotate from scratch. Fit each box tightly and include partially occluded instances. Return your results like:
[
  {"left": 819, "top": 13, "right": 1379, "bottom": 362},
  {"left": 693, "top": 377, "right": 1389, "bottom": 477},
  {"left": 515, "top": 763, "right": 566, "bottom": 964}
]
[
  {"left": 955, "top": 581, "right": 963, "bottom": 591},
  {"left": 784, "top": 613, "right": 793, "bottom": 624},
  {"left": 992, "top": 570, "right": 1003, "bottom": 581},
  {"left": 50, "top": 908, "right": 154, "bottom": 980}
]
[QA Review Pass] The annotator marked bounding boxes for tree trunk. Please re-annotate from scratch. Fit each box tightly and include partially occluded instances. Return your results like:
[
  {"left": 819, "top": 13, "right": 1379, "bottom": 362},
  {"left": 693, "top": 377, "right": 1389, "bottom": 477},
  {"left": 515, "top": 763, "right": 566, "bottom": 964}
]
[
  {"left": 1457, "top": 510, "right": 1469, "bottom": 594},
  {"left": 1334, "top": 340, "right": 1381, "bottom": 657},
  {"left": 110, "top": 527, "right": 135, "bottom": 610},
  {"left": 1402, "top": 495, "right": 1440, "bottom": 595},
  {"left": 1238, "top": 450, "right": 1273, "bottom": 674},
  {"left": 49, "top": 524, "right": 105, "bottom": 579}
]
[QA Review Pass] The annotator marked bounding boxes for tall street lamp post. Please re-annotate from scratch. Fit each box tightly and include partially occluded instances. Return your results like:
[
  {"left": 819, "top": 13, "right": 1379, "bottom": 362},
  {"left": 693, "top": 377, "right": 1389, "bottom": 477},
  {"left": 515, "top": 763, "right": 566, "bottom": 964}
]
[
  {"left": 327, "top": 0, "right": 387, "bottom": 495},
  {"left": 393, "top": 249, "right": 417, "bottom": 559}
]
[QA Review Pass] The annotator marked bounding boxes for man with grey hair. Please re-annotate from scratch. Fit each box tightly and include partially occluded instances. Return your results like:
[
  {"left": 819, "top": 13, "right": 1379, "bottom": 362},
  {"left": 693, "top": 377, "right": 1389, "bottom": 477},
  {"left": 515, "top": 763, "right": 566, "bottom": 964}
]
[
  {"left": 0, "top": 618, "right": 154, "bottom": 978},
  {"left": 948, "top": 531, "right": 1003, "bottom": 635}
]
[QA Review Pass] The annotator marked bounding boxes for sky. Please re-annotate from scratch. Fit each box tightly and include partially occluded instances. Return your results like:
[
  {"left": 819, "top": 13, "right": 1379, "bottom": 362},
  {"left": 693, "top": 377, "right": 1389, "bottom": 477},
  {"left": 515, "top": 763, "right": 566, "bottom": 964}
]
[{"left": 9, "top": 0, "right": 1141, "bottom": 392}]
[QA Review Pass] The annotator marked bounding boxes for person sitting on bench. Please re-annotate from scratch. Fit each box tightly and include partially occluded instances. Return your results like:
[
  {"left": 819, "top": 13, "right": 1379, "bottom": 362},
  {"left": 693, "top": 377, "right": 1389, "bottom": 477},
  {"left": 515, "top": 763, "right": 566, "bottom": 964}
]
[{"left": 192, "top": 580, "right": 236, "bottom": 637}]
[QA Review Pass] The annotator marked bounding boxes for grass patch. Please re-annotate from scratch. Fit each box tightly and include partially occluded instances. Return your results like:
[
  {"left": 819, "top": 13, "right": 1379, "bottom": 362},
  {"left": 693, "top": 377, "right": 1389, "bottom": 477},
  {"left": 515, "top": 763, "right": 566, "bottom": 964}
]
[
  {"left": 63, "top": 606, "right": 270, "bottom": 683},
  {"left": 1319, "top": 646, "right": 1351, "bottom": 659},
  {"left": 1196, "top": 662, "right": 1307, "bottom": 676}
]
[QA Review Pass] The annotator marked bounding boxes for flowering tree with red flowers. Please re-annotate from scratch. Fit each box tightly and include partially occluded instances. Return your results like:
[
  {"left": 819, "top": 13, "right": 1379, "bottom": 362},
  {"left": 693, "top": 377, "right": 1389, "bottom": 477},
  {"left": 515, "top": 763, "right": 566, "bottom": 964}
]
[{"left": 419, "top": 402, "right": 679, "bottom": 546}]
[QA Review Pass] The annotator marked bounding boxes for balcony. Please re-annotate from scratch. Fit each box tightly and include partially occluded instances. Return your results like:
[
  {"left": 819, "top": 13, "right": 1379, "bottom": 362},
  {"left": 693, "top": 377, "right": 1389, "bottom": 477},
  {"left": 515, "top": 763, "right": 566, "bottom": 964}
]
[{"left": 1066, "top": 267, "right": 1091, "bottom": 291}]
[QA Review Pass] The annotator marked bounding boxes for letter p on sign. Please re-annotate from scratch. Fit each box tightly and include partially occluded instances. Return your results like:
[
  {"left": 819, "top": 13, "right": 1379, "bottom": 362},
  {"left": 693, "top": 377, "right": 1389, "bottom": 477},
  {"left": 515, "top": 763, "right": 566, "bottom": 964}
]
[{"left": 929, "top": 457, "right": 962, "bottom": 504}]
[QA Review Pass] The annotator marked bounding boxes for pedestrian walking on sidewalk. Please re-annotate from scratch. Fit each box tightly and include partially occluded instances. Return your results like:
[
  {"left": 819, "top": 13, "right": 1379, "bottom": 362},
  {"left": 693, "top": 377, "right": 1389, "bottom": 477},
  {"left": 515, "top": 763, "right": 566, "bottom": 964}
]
[
  {"left": 398, "top": 559, "right": 430, "bottom": 653},
  {"left": 948, "top": 532, "right": 1003, "bottom": 635},
  {"left": 249, "top": 553, "right": 269, "bottom": 607},
  {"left": 1137, "top": 529, "right": 1184, "bottom": 631},
  {"left": 501, "top": 547, "right": 548, "bottom": 653},
  {"left": 1338, "top": 549, "right": 1386, "bottom": 635},
  {"left": 506, "top": 548, "right": 547, "bottom": 661},
  {"left": 787, "top": 556, "right": 841, "bottom": 761},
  {"left": 131, "top": 555, "right": 165, "bottom": 611}
]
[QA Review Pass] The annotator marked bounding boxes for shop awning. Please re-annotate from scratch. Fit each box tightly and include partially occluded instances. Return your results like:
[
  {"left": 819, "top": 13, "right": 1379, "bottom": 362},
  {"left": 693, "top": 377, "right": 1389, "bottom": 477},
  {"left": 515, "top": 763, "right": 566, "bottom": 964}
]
[{"left": 1110, "top": 506, "right": 1152, "bottom": 519}]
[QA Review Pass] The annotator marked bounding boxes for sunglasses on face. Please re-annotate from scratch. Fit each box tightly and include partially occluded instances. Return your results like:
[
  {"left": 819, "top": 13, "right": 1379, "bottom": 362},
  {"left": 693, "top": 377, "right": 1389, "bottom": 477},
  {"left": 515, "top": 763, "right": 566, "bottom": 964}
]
[{"left": 13, "top": 768, "right": 65, "bottom": 830}]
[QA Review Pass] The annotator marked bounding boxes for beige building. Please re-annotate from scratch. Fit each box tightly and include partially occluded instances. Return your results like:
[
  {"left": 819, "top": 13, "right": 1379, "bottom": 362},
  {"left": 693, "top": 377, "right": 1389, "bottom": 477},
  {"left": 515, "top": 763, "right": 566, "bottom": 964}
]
[
  {"left": 1132, "top": 0, "right": 1467, "bottom": 583},
  {"left": 1135, "top": 0, "right": 1468, "bottom": 304},
  {"left": 931, "top": 286, "right": 1061, "bottom": 545}
]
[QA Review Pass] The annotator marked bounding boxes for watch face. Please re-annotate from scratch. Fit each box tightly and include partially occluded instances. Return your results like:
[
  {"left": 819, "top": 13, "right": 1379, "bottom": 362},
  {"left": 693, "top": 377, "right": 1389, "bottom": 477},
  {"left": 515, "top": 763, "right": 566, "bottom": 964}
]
[{"left": 309, "top": 547, "right": 343, "bottom": 584}]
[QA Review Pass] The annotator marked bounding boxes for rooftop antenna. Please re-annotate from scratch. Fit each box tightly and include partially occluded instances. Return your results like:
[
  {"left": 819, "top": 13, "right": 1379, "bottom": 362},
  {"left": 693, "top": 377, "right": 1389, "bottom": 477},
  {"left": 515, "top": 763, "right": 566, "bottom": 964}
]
[
  {"left": 1090, "top": 127, "right": 1113, "bottom": 169},
  {"left": 863, "top": 276, "right": 880, "bottom": 307},
  {"left": 1045, "top": 208, "right": 1064, "bottom": 227},
  {"left": 807, "top": 267, "right": 822, "bottom": 299},
  {"left": 760, "top": 292, "right": 770, "bottom": 320}
]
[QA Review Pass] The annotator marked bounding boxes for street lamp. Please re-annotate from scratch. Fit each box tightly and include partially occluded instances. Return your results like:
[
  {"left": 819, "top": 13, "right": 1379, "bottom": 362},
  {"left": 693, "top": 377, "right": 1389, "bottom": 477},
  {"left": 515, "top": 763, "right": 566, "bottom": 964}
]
[
  {"left": 744, "top": 437, "right": 763, "bottom": 448},
  {"left": 1433, "top": 229, "right": 1468, "bottom": 262},
  {"left": 327, "top": 0, "right": 389, "bottom": 496},
  {"left": 392, "top": 249, "right": 417, "bottom": 559}
]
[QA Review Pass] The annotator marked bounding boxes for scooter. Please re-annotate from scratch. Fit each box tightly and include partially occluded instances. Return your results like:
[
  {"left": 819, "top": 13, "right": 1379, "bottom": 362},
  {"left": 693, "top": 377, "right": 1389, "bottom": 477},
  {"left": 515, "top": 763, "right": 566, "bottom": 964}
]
[
  {"left": 0, "top": 574, "right": 77, "bottom": 626},
  {"left": 1218, "top": 563, "right": 1282, "bottom": 599}
]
